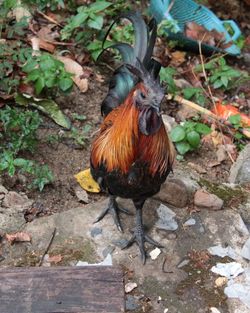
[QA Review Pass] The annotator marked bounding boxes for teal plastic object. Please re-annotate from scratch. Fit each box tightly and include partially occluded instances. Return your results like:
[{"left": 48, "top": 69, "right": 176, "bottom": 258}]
[{"left": 150, "top": 0, "right": 241, "bottom": 55}]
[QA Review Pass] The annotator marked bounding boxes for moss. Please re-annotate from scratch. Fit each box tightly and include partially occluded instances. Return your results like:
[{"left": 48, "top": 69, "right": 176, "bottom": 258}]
[
  {"left": 176, "top": 254, "right": 230, "bottom": 311},
  {"left": 199, "top": 179, "right": 248, "bottom": 207},
  {"left": 14, "top": 238, "right": 98, "bottom": 267}
]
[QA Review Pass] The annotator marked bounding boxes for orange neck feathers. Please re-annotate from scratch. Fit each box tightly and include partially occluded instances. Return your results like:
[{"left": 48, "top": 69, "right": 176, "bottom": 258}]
[{"left": 91, "top": 85, "right": 175, "bottom": 176}]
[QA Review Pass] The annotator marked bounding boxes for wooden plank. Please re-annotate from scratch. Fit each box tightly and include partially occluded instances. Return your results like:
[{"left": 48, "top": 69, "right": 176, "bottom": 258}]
[{"left": 0, "top": 266, "right": 124, "bottom": 313}]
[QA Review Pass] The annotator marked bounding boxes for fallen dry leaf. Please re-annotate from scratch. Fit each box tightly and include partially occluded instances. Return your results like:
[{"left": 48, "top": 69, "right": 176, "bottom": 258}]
[
  {"left": 170, "top": 51, "right": 186, "bottom": 66},
  {"left": 48, "top": 254, "right": 62, "bottom": 264},
  {"left": 37, "top": 24, "right": 60, "bottom": 42},
  {"left": 29, "top": 36, "right": 55, "bottom": 53},
  {"left": 6, "top": 232, "right": 31, "bottom": 244},
  {"left": 56, "top": 56, "right": 88, "bottom": 92},
  {"left": 75, "top": 169, "right": 100, "bottom": 193}
]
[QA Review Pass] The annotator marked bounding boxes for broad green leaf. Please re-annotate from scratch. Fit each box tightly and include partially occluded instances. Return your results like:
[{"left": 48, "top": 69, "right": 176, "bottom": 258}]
[
  {"left": 175, "top": 141, "right": 191, "bottom": 155},
  {"left": 40, "top": 58, "right": 55, "bottom": 71},
  {"left": 13, "top": 158, "right": 30, "bottom": 167},
  {"left": 15, "top": 94, "right": 71, "bottom": 129},
  {"left": 186, "top": 131, "right": 200, "bottom": 148},
  {"left": 59, "top": 77, "right": 73, "bottom": 91},
  {"left": 229, "top": 114, "right": 241, "bottom": 125},
  {"left": 27, "top": 69, "right": 40, "bottom": 81},
  {"left": 221, "top": 76, "right": 228, "bottom": 87},
  {"left": 195, "top": 123, "right": 211, "bottom": 135},
  {"left": 87, "top": 16, "right": 103, "bottom": 30},
  {"left": 35, "top": 76, "right": 45, "bottom": 94},
  {"left": 183, "top": 87, "right": 198, "bottom": 99},
  {"left": 88, "top": 1, "right": 112, "bottom": 13},
  {"left": 22, "top": 59, "right": 37, "bottom": 73},
  {"left": 213, "top": 79, "right": 223, "bottom": 89},
  {"left": 170, "top": 126, "right": 186, "bottom": 142}
]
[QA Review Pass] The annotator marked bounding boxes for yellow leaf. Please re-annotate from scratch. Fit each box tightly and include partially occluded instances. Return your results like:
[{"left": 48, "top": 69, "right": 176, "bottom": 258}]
[{"left": 74, "top": 169, "right": 100, "bottom": 193}]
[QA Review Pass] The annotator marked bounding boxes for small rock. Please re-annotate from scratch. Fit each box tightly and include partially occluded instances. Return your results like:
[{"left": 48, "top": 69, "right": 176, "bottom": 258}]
[
  {"left": 162, "top": 114, "right": 177, "bottom": 132},
  {"left": 177, "top": 259, "right": 190, "bottom": 268},
  {"left": 149, "top": 247, "right": 161, "bottom": 260},
  {"left": 211, "top": 262, "right": 244, "bottom": 279},
  {"left": 188, "top": 162, "right": 207, "bottom": 174},
  {"left": 125, "top": 282, "right": 138, "bottom": 293},
  {"left": 241, "top": 237, "right": 250, "bottom": 261},
  {"left": 216, "top": 145, "right": 228, "bottom": 163},
  {"left": 90, "top": 227, "right": 102, "bottom": 238},
  {"left": 0, "top": 185, "right": 8, "bottom": 194},
  {"left": 156, "top": 204, "right": 178, "bottom": 231},
  {"left": 167, "top": 233, "right": 177, "bottom": 240},
  {"left": 229, "top": 143, "right": 250, "bottom": 184},
  {"left": 164, "top": 309, "right": 169, "bottom": 313},
  {"left": 183, "top": 218, "right": 196, "bottom": 226},
  {"left": 208, "top": 245, "right": 238, "bottom": 260},
  {"left": 210, "top": 308, "right": 221, "bottom": 313},
  {"left": 125, "top": 295, "right": 140, "bottom": 311},
  {"left": 74, "top": 186, "right": 89, "bottom": 203},
  {"left": 155, "top": 179, "right": 188, "bottom": 208},
  {"left": 215, "top": 277, "right": 227, "bottom": 288},
  {"left": 2, "top": 191, "right": 32, "bottom": 211},
  {"left": 194, "top": 189, "right": 223, "bottom": 210}
]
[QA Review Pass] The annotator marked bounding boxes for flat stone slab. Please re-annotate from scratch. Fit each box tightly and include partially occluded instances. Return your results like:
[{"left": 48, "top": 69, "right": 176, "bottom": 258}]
[{"left": 1, "top": 198, "right": 249, "bottom": 313}]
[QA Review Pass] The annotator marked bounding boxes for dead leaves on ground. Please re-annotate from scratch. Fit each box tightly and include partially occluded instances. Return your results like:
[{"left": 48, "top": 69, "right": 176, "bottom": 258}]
[{"left": 5, "top": 232, "right": 31, "bottom": 244}]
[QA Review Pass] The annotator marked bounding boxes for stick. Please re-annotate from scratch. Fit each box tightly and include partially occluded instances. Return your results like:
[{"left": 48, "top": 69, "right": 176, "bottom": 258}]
[{"left": 38, "top": 228, "right": 57, "bottom": 267}]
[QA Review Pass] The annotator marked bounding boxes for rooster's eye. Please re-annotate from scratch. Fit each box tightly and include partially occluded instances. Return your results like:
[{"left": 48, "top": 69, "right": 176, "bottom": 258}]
[{"left": 140, "top": 92, "right": 146, "bottom": 99}]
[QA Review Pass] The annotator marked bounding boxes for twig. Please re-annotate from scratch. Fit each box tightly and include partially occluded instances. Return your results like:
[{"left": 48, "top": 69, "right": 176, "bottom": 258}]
[
  {"left": 38, "top": 227, "right": 57, "bottom": 267},
  {"left": 37, "top": 10, "right": 63, "bottom": 27},
  {"left": 198, "top": 41, "right": 234, "bottom": 163}
]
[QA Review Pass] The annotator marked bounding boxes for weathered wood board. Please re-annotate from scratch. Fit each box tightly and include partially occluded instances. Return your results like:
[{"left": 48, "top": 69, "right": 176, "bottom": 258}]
[{"left": 0, "top": 266, "right": 124, "bottom": 313}]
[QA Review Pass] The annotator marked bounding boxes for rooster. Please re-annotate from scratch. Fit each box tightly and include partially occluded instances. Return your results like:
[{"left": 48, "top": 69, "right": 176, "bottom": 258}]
[{"left": 90, "top": 11, "right": 175, "bottom": 263}]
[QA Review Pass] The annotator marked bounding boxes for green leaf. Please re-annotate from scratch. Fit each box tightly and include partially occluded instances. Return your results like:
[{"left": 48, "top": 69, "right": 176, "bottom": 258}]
[
  {"left": 59, "top": 77, "right": 73, "bottom": 91},
  {"left": 27, "top": 69, "right": 40, "bottom": 81},
  {"left": 35, "top": 77, "right": 45, "bottom": 94},
  {"left": 195, "top": 123, "right": 211, "bottom": 135},
  {"left": 88, "top": 1, "right": 112, "bottom": 13},
  {"left": 40, "top": 58, "right": 55, "bottom": 71},
  {"left": 183, "top": 87, "right": 197, "bottom": 99},
  {"left": 87, "top": 16, "right": 103, "bottom": 30},
  {"left": 13, "top": 158, "right": 30, "bottom": 167},
  {"left": 221, "top": 76, "right": 228, "bottom": 87},
  {"left": 213, "top": 79, "right": 223, "bottom": 89},
  {"left": 229, "top": 114, "right": 241, "bottom": 125},
  {"left": 170, "top": 126, "right": 186, "bottom": 142},
  {"left": 175, "top": 141, "right": 191, "bottom": 155},
  {"left": 186, "top": 131, "right": 200, "bottom": 148},
  {"left": 15, "top": 94, "right": 71, "bottom": 130},
  {"left": 22, "top": 59, "right": 37, "bottom": 73}
]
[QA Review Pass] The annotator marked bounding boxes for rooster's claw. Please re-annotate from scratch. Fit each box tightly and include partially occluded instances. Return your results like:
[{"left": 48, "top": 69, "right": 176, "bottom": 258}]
[
  {"left": 122, "top": 228, "right": 163, "bottom": 264},
  {"left": 94, "top": 196, "right": 132, "bottom": 232}
]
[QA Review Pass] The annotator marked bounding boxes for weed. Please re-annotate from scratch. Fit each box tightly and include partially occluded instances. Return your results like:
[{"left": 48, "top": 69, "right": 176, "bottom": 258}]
[
  {"left": 183, "top": 87, "right": 207, "bottom": 106},
  {"left": 67, "top": 124, "right": 91, "bottom": 147},
  {"left": 0, "top": 106, "right": 53, "bottom": 190},
  {"left": 195, "top": 57, "right": 248, "bottom": 90},
  {"left": 160, "top": 67, "right": 178, "bottom": 94},
  {"left": 170, "top": 121, "right": 211, "bottom": 156},
  {"left": 22, "top": 54, "right": 73, "bottom": 95},
  {"left": 61, "top": 1, "right": 112, "bottom": 41}
]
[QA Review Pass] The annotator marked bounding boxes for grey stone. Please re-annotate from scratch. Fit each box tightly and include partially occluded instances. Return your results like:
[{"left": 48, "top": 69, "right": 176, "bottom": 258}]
[
  {"left": 90, "top": 227, "right": 102, "bottom": 238},
  {"left": 156, "top": 204, "right": 178, "bottom": 231},
  {"left": 183, "top": 218, "right": 196, "bottom": 226},
  {"left": 125, "top": 295, "right": 140, "bottom": 311},
  {"left": 112, "top": 238, "right": 129, "bottom": 248},
  {"left": 241, "top": 237, "right": 250, "bottom": 261},
  {"left": 229, "top": 144, "right": 250, "bottom": 184}
]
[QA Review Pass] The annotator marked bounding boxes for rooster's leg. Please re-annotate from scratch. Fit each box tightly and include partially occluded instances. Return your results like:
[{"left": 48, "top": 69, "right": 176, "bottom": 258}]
[
  {"left": 94, "top": 195, "right": 131, "bottom": 232},
  {"left": 122, "top": 199, "right": 163, "bottom": 264}
]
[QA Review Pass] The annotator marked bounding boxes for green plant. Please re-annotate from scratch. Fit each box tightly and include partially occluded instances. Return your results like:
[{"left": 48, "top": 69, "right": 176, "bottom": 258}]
[
  {"left": 22, "top": 54, "right": 73, "bottom": 95},
  {"left": 66, "top": 124, "right": 91, "bottom": 147},
  {"left": 158, "top": 19, "right": 179, "bottom": 36},
  {"left": 170, "top": 121, "right": 211, "bottom": 155},
  {"left": 0, "top": 106, "right": 53, "bottom": 190},
  {"left": 196, "top": 57, "right": 244, "bottom": 90},
  {"left": 87, "top": 39, "right": 113, "bottom": 61},
  {"left": 160, "top": 67, "right": 178, "bottom": 94},
  {"left": 61, "top": 1, "right": 112, "bottom": 41},
  {"left": 183, "top": 87, "right": 207, "bottom": 106}
]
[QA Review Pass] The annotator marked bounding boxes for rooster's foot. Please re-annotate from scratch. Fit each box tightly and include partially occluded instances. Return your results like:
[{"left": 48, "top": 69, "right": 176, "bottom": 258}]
[
  {"left": 122, "top": 228, "right": 163, "bottom": 264},
  {"left": 94, "top": 196, "right": 131, "bottom": 232}
]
